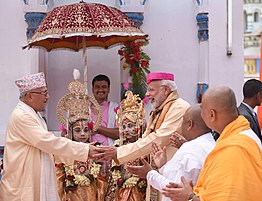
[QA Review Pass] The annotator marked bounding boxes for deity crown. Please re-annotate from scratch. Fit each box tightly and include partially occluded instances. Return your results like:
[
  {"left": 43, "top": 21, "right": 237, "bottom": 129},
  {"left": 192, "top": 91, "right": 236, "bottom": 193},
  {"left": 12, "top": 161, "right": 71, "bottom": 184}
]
[
  {"left": 56, "top": 74, "right": 101, "bottom": 132},
  {"left": 116, "top": 91, "right": 145, "bottom": 127}
]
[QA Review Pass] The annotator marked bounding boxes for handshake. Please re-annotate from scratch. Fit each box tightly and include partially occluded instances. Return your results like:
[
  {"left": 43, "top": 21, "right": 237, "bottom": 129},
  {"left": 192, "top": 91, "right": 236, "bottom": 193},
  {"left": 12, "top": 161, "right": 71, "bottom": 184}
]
[
  {"left": 86, "top": 131, "right": 187, "bottom": 163},
  {"left": 88, "top": 144, "right": 118, "bottom": 162}
]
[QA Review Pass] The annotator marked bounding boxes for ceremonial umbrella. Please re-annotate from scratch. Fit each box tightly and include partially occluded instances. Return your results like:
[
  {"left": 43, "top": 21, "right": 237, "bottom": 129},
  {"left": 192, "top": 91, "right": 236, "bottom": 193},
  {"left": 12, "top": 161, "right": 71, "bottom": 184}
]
[{"left": 24, "top": 1, "right": 148, "bottom": 86}]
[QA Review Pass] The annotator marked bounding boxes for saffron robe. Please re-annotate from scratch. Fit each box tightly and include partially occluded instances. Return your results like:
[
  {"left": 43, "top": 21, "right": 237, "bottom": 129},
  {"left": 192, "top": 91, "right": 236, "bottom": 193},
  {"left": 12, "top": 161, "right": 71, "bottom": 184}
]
[{"left": 194, "top": 116, "right": 262, "bottom": 201}]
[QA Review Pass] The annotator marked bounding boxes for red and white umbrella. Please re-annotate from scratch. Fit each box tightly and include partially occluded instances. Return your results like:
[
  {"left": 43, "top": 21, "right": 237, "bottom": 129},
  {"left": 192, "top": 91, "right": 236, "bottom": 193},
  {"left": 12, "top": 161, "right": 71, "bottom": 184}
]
[{"left": 24, "top": 2, "right": 148, "bottom": 86}]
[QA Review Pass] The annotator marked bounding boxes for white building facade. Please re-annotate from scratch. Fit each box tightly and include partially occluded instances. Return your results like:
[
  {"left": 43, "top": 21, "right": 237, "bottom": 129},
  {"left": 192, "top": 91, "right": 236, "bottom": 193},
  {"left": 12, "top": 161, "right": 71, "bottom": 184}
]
[
  {"left": 243, "top": 0, "right": 262, "bottom": 79},
  {"left": 0, "top": 0, "right": 244, "bottom": 145}
]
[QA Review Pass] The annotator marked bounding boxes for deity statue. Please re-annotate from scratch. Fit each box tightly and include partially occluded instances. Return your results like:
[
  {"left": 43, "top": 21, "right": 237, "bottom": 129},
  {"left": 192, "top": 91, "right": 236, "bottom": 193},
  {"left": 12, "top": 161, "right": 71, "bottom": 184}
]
[
  {"left": 105, "top": 91, "right": 147, "bottom": 201},
  {"left": 55, "top": 70, "right": 106, "bottom": 201}
]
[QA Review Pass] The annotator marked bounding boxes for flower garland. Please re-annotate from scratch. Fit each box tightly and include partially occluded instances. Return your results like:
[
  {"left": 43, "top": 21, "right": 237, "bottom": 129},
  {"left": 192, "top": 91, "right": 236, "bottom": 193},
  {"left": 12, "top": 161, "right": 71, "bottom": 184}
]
[
  {"left": 122, "top": 176, "right": 140, "bottom": 188},
  {"left": 61, "top": 162, "right": 93, "bottom": 191},
  {"left": 110, "top": 139, "right": 147, "bottom": 190},
  {"left": 55, "top": 143, "right": 104, "bottom": 192},
  {"left": 110, "top": 161, "right": 146, "bottom": 189},
  {"left": 89, "top": 160, "right": 102, "bottom": 178},
  {"left": 118, "top": 40, "right": 150, "bottom": 99}
]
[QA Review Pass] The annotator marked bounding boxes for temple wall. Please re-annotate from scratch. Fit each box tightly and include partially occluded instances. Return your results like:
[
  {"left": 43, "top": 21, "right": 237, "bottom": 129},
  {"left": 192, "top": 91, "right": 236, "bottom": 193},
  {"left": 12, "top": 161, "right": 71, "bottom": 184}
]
[{"left": 0, "top": 0, "right": 244, "bottom": 145}]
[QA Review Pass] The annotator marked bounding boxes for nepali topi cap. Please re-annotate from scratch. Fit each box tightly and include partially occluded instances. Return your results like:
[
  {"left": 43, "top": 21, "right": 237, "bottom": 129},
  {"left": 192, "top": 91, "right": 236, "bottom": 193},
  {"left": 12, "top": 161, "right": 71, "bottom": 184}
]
[
  {"left": 146, "top": 72, "right": 174, "bottom": 84},
  {"left": 15, "top": 72, "right": 46, "bottom": 94}
]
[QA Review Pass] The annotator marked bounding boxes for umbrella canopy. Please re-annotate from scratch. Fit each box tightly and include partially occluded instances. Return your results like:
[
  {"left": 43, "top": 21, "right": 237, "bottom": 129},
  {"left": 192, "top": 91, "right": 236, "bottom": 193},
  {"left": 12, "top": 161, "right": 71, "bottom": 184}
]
[{"left": 25, "top": 2, "right": 148, "bottom": 51}]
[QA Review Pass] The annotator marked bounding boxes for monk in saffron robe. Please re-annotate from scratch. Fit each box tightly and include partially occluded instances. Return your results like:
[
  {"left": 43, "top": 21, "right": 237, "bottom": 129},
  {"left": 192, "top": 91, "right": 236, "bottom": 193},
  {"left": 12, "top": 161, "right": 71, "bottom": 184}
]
[{"left": 162, "top": 86, "right": 262, "bottom": 201}]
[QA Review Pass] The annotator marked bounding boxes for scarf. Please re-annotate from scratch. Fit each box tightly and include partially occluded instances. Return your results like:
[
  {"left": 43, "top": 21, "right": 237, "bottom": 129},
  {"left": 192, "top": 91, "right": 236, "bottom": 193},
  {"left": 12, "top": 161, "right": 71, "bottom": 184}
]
[{"left": 143, "top": 91, "right": 179, "bottom": 138}]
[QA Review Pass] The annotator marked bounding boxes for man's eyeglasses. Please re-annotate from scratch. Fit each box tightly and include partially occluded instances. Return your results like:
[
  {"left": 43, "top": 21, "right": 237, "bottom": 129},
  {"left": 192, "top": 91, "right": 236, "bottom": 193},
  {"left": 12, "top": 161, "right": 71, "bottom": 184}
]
[{"left": 29, "top": 90, "right": 49, "bottom": 96}]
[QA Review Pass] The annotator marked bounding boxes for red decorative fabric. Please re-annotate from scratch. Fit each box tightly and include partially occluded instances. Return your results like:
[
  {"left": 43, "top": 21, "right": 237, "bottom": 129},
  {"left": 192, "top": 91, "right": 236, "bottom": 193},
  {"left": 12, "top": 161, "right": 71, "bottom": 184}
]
[{"left": 27, "top": 3, "right": 147, "bottom": 51}]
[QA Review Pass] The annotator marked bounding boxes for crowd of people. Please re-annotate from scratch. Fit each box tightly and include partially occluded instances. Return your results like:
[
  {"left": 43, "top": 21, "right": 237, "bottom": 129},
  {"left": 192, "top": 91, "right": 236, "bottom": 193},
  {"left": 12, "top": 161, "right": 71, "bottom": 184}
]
[{"left": 0, "top": 70, "right": 261, "bottom": 201}]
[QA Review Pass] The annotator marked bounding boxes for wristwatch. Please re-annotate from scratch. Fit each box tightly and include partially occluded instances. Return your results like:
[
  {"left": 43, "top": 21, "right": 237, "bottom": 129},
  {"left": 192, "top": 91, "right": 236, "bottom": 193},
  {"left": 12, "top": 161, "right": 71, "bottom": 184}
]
[{"left": 188, "top": 192, "right": 196, "bottom": 201}]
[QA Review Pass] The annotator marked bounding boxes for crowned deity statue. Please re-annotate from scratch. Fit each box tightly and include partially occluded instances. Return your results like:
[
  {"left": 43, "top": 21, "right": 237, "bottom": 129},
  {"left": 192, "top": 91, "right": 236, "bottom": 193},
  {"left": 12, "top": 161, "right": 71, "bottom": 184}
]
[
  {"left": 55, "top": 69, "right": 107, "bottom": 201},
  {"left": 105, "top": 91, "right": 147, "bottom": 201}
]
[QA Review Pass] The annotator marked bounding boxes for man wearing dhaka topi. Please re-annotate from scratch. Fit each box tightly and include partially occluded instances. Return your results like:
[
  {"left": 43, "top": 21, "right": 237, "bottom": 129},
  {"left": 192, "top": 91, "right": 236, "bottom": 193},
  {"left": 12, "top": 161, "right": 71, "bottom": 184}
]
[
  {"left": 94, "top": 71, "right": 190, "bottom": 200},
  {"left": 0, "top": 72, "right": 100, "bottom": 201}
]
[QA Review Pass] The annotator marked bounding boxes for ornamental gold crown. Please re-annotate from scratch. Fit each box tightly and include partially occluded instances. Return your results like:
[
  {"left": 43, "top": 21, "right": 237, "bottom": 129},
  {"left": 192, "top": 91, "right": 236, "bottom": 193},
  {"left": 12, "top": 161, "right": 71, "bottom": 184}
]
[
  {"left": 56, "top": 69, "right": 101, "bottom": 131},
  {"left": 116, "top": 90, "right": 145, "bottom": 127}
]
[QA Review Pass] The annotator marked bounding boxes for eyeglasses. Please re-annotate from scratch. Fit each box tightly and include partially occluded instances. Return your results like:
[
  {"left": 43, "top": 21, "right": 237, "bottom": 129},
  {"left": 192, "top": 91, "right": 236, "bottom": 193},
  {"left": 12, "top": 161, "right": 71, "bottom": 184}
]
[{"left": 30, "top": 90, "right": 49, "bottom": 96}]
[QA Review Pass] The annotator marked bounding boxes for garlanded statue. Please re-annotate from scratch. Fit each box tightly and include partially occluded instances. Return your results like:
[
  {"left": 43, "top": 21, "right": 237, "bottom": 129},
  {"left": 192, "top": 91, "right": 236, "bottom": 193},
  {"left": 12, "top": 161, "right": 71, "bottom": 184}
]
[
  {"left": 105, "top": 91, "right": 147, "bottom": 201},
  {"left": 55, "top": 69, "right": 106, "bottom": 201}
]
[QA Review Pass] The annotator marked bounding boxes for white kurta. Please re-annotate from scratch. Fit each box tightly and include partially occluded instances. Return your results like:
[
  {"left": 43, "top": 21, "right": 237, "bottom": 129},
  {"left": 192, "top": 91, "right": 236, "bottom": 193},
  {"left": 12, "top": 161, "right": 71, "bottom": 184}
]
[
  {"left": 0, "top": 101, "right": 89, "bottom": 201},
  {"left": 146, "top": 133, "right": 216, "bottom": 201}
]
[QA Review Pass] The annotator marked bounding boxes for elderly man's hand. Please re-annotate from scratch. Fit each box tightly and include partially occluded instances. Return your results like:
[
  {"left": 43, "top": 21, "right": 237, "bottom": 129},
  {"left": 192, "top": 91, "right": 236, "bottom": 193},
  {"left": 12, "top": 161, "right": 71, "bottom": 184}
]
[
  {"left": 169, "top": 132, "right": 187, "bottom": 149},
  {"left": 126, "top": 158, "right": 152, "bottom": 179},
  {"left": 92, "top": 146, "right": 117, "bottom": 162},
  {"left": 88, "top": 143, "right": 101, "bottom": 159}
]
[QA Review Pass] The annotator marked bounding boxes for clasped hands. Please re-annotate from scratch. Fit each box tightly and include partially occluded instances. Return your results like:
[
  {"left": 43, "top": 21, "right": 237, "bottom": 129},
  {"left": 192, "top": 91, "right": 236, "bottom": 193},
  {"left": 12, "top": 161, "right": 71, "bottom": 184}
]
[
  {"left": 88, "top": 143, "right": 117, "bottom": 162},
  {"left": 87, "top": 131, "right": 186, "bottom": 162}
]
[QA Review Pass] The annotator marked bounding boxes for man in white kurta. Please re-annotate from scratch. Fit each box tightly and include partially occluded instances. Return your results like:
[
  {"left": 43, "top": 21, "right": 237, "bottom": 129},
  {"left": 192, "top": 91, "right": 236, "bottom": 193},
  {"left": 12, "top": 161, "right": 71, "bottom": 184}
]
[
  {"left": 127, "top": 104, "right": 216, "bottom": 201},
  {"left": 0, "top": 73, "right": 97, "bottom": 201},
  {"left": 147, "top": 132, "right": 215, "bottom": 201}
]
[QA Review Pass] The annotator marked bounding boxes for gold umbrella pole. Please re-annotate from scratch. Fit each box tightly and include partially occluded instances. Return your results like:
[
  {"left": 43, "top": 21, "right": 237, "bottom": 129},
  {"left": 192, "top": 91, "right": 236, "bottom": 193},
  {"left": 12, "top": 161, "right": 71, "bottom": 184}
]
[{"left": 83, "top": 36, "right": 88, "bottom": 94}]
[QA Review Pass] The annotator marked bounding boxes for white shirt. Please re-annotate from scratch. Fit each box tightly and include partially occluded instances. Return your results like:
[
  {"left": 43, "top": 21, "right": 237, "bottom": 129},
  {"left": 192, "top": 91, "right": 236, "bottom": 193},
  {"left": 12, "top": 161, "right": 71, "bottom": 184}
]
[
  {"left": 240, "top": 128, "right": 262, "bottom": 150},
  {"left": 146, "top": 132, "right": 216, "bottom": 201},
  {"left": 242, "top": 102, "right": 257, "bottom": 117}
]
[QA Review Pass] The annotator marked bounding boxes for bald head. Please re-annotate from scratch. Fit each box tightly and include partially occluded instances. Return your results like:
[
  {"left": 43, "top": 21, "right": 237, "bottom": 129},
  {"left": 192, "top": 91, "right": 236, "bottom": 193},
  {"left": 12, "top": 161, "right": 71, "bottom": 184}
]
[
  {"left": 182, "top": 104, "right": 210, "bottom": 141},
  {"left": 201, "top": 86, "right": 238, "bottom": 133},
  {"left": 187, "top": 104, "right": 209, "bottom": 130},
  {"left": 202, "top": 86, "right": 237, "bottom": 113}
]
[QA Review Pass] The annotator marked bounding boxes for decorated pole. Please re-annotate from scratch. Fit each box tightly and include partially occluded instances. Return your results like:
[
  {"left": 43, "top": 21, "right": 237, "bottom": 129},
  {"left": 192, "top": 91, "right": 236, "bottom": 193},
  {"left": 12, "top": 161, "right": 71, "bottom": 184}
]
[{"left": 82, "top": 36, "right": 88, "bottom": 94}]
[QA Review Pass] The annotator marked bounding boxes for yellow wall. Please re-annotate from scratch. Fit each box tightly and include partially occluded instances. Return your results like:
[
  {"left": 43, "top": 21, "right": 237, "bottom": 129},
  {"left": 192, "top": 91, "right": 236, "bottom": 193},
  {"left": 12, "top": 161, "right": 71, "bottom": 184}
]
[{"left": 244, "top": 59, "right": 257, "bottom": 74}]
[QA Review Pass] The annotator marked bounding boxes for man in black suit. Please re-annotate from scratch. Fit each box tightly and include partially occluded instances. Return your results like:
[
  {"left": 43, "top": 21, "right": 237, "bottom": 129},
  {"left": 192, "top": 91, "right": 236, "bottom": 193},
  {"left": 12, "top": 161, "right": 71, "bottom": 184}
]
[{"left": 238, "top": 79, "right": 262, "bottom": 142}]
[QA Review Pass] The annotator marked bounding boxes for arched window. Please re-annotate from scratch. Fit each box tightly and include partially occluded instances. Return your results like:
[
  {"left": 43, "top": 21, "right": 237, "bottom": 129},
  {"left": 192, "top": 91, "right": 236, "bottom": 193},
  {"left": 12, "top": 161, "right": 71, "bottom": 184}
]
[{"left": 254, "top": 11, "right": 259, "bottom": 22}]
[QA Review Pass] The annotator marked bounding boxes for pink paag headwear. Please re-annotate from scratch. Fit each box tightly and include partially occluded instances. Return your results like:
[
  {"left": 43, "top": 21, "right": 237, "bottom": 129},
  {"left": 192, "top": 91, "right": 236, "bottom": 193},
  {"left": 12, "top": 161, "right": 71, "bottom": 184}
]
[
  {"left": 15, "top": 72, "right": 46, "bottom": 94},
  {"left": 146, "top": 72, "right": 174, "bottom": 84}
]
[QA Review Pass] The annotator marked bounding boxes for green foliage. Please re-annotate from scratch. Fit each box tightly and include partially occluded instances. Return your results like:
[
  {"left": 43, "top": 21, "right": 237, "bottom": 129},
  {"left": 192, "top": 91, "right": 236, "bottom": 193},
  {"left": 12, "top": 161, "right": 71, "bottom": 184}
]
[{"left": 118, "top": 40, "right": 151, "bottom": 99}]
